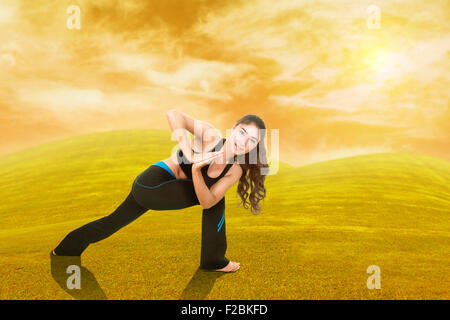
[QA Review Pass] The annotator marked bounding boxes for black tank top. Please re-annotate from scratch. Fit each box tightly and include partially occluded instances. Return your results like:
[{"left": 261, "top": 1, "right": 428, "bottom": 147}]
[{"left": 177, "top": 137, "right": 234, "bottom": 188}]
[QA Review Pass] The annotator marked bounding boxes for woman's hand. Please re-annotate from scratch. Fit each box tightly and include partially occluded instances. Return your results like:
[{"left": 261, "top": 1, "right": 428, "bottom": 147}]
[{"left": 192, "top": 151, "right": 224, "bottom": 172}]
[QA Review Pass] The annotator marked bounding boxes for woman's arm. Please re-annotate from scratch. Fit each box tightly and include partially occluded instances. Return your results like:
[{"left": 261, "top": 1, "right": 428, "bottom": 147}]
[
  {"left": 192, "top": 160, "right": 243, "bottom": 209},
  {"left": 166, "top": 110, "right": 195, "bottom": 162},
  {"left": 166, "top": 109, "right": 222, "bottom": 159}
]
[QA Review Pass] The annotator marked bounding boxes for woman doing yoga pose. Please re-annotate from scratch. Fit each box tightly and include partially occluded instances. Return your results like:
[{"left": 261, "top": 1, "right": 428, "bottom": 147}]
[{"left": 52, "top": 110, "right": 268, "bottom": 273}]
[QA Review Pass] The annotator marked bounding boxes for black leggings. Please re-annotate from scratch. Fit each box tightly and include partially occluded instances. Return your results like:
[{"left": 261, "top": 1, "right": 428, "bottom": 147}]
[{"left": 53, "top": 165, "right": 230, "bottom": 270}]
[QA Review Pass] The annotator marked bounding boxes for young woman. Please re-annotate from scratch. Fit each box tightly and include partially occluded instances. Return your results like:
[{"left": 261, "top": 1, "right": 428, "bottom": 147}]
[{"left": 52, "top": 110, "right": 269, "bottom": 273}]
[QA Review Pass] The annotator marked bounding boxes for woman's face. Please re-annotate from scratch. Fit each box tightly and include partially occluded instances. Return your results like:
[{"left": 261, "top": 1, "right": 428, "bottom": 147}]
[{"left": 230, "top": 122, "right": 260, "bottom": 155}]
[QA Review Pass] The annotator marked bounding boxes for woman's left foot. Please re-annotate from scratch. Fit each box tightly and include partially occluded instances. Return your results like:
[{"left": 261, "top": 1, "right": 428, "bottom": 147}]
[{"left": 214, "top": 261, "right": 240, "bottom": 272}]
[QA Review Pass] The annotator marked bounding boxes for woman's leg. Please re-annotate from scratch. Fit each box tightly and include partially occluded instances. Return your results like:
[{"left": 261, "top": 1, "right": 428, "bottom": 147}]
[
  {"left": 53, "top": 191, "right": 148, "bottom": 256},
  {"left": 134, "top": 166, "right": 231, "bottom": 269},
  {"left": 133, "top": 166, "right": 231, "bottom": 269},
  {"left": 54, "top": 164, "right": 232, "bottom": 269},
  {"left": 131, "top": 163, "right": 200, "bottom": 210},
  {"left": 53, "top": 165, "right": 183, "bottom": 256},
  {"left": 199, "top": 197, "right": 230, "bottom": 270}
]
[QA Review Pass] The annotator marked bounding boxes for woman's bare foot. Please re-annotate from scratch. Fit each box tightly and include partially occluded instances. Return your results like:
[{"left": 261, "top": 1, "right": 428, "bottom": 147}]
[{"left": 214, "top": 261, "right": 240, "bottom": 272}]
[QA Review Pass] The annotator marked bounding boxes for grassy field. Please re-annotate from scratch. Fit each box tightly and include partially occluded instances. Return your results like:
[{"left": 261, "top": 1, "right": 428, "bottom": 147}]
[{"left": 0, "top": 129, "right": 448, "bottom": 299}]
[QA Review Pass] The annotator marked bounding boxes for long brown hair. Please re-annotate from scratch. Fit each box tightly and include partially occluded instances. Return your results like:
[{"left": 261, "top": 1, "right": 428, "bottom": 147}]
[{"left": 233, "top": 115, "right": 269, "bottom": 215}]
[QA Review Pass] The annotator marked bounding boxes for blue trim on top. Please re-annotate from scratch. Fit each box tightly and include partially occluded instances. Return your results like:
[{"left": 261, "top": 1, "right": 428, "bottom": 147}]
[
  {"left": 133, "top": 172, "right": 192, "bottom": 189},
  {"left": 153, "top": 160, "right": 176, "bottom": 178}
]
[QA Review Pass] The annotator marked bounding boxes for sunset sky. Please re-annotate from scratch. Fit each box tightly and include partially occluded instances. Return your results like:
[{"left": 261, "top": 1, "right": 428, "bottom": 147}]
[{"left": 1, "top": 0, "right": 449, "bottom": 166}]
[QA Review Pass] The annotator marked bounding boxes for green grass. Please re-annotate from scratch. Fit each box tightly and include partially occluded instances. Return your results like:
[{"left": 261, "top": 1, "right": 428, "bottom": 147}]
[{"left": 0, "top": 129, "right": 449, "bottom": 299}]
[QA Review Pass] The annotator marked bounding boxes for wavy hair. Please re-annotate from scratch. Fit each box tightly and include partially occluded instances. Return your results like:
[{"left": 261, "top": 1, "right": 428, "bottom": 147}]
[{"left": 232, "top": 115, "right": 269, "bottom": 215}]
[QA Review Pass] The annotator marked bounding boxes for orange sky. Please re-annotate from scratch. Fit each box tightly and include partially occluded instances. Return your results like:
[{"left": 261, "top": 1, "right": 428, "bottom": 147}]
[{"left": 0, "top": 0, "right": 449, "bottom": 166}]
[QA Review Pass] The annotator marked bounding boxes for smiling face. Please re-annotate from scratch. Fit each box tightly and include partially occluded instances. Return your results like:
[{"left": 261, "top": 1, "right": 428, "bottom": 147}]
[{"left": 230, "top": 122, "right": 260, "bottom": 155}]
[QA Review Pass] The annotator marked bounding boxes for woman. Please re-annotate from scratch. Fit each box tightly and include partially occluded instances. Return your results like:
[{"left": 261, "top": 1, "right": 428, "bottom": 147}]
[{"left": 52, "top": 110, "right": 269, "bottom": 273}]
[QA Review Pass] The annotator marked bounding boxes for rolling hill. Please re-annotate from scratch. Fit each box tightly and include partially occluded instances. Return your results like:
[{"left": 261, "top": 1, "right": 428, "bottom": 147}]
[{"left": 0, "top": 129, "right": 448, "bottom": 299}]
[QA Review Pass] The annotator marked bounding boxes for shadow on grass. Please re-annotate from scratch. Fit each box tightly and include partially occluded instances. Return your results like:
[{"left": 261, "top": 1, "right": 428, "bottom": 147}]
[
  {"left": 50, "top": 253, "right": 107, "bottom": 300},
  {"left": 179, "top": 268, "right": 227, "bottom": 300}
]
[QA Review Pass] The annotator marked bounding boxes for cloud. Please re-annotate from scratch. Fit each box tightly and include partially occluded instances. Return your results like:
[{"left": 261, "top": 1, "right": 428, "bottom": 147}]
[{"left": 17, "top": 85, "right": 104, "bottom": 110}]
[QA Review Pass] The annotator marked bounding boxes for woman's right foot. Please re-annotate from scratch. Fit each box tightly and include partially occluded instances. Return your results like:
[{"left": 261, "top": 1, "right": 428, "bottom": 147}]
[{"left": 214, "top": 261, "right": 240, "bottom": 272}]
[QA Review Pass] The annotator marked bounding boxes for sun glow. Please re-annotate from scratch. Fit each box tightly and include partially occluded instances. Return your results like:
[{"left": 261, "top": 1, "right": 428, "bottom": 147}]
[{"left": 368, "top": 50, "right": 406, "bottom": 81}]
